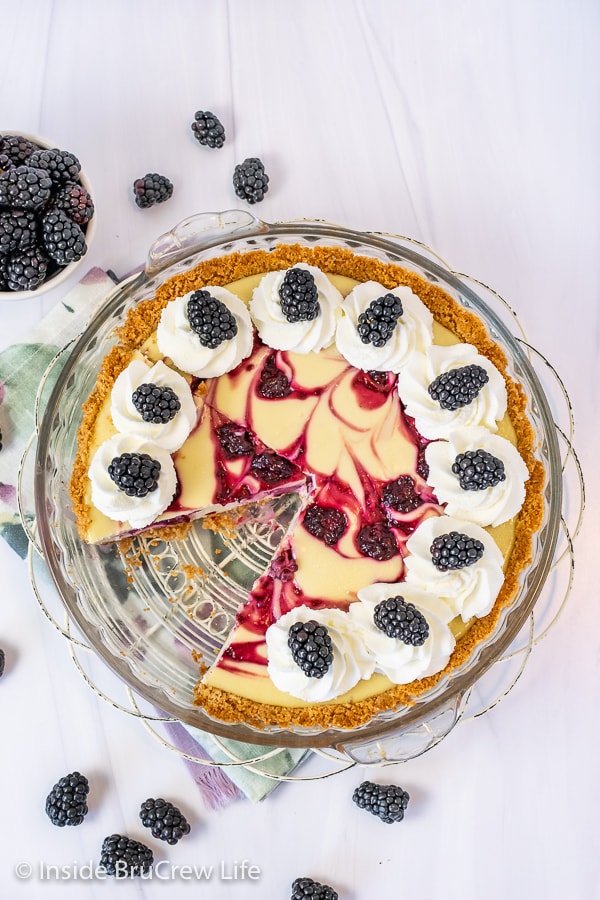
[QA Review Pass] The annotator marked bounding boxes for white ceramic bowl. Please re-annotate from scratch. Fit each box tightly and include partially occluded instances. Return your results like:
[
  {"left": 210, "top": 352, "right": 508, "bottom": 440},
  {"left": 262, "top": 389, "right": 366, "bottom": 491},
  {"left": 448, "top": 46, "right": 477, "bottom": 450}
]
[{"left": 0, "top": 131, "right": 96, "bottom": 300}]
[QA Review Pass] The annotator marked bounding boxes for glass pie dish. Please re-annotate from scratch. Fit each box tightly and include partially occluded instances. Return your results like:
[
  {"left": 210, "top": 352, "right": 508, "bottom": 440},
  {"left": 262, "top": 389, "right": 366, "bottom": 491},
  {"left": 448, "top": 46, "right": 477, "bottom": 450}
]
[{"left": 33, "top": 211, "right": 562, "bottom": 758}]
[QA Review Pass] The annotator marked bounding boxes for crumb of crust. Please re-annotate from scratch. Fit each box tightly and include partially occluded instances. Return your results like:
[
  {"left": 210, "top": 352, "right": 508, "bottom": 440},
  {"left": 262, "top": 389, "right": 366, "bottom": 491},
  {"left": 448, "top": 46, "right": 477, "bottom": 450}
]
[{"left": 201, "top": 511, "right": 239, "bottom": 539}]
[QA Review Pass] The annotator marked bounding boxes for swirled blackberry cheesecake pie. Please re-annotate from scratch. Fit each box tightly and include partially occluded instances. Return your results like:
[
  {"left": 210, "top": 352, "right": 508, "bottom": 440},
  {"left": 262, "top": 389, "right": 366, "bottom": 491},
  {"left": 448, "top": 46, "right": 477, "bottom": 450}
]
[{"left": 71, "top": 244, "right": 544, "bottom": 730}]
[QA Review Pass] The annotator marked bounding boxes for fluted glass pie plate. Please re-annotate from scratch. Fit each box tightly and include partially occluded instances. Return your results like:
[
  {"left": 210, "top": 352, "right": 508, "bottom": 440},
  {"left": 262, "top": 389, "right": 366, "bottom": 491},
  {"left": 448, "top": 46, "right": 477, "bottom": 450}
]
[{"left": 34, "top": 211, "right": 562, "bottom": 753}]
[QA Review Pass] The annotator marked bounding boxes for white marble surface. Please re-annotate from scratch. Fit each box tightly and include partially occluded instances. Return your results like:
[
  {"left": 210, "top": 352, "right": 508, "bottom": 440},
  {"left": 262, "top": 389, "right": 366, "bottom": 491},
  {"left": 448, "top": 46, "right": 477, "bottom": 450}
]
[{"left": 1, "top": 1, "right": 598, "bottom": 898}]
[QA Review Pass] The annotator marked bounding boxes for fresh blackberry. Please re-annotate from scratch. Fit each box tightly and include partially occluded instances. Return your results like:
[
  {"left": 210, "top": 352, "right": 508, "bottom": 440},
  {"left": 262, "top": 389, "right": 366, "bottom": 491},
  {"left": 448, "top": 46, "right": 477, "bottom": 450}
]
[
  {"left": 0, "top": 165, "right": 53, "bottom": 210},
  {"left": 0, "top": 153, "right": 14, "bottom": 173},
  {"left": 250, "top": 450, "right": 294, "bottom": 484},
  {"left": 0, "top": 254, "right": 9, "bottom": 290},
  {"left": 382, "top": 475, "right": 422, "bottom": 513},
  {"left": 0, "top": 647, "right": 5, "bottom": 676},
  {"left": 41, "top": 209, "right": 87, "bottom": 265},
  {"left": 279, "top": 267, "right": 320, "bottom": 323},
  {"left": 133, "top": 173, "right": 173, "bottom": 208},
  {"left": 0, "top": 134, "right": 36, "bottom": 165},
  {"left": 356, "top": 522, "right": 398, "bottom": 560},
  {"left": 291, "top": 876, "right": 339, "bottom": 899},
  {"left": 373, "top": 596, "right": 429, "bottom": 645},
  {"left": 430, "top": 530, "right": 485, "bottom": 571},
  {"left": 108, "top": 452, "right": 161, "bottom": 497},
  {"left": 216, "top": 422, "right": 254, "bottom": 457},
  {"left": 139, "top": 797, "right": 191, "bottom": 845},
  {"left": 303, "top": 504, "right": 347, "bottom": 546},
  {"left": 452, "top": 448, "right": 506, "bottom": 491},
  {"left": 357, "top": 292, "right": 403, "bottom": 346},
  {"left": 131, "top": 383, "right": 181, "bottom": 424},
  {"left": 28, "top": 147, "right": 81, "bottom": 185},
  {"left": 258, "top": 353, "right": 292, "bottom": 398},
  {"left": 428, "top": 364, "right": 489, "bottom": 411},
  {"left": 288, "top": 620, "right": 334, "bottom": 678},
  {"left": 0, "top": 208, "right": 37, "bottom": 255},
  {"left": 352, "top": 780, "right": 410, "bottom": 824},
  {"left": 191, "top": 110, "right": 226, "bottom": 148},
  {"left": 6, "top": 245, "right": 49, "bottom": 291},
  {"left": 45, "top": 772, "right": 89, "bottom": 827},
  {"left": 187, "top": 289, "right": 238, "bottom": 348},
  {"left": 99, "top": 834, "right": 154, "bottom": 878},
  {"left": 53, "top": 181, "right": 95, "bottom": 225},
  {"left": 233, "top": 156, "right": 269, "bottom": 204}
]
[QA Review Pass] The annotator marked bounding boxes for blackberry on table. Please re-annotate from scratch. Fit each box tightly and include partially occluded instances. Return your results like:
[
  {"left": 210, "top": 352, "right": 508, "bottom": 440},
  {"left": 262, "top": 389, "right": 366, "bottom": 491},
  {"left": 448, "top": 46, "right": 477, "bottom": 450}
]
[
  {"left": 382, "top": 474, "right": 423, "bottom": 513},
  {"left": 250, "top": 450, "right": 294, "bottom": 484},
  {"left": 187, "top": 289, "right": 238, "bottom": 348},
  {"left": 131, "top": 383, "right": 181, "bottom": 424},
  {"left": 430, "top": 530, "right": 485, "bottom": 570},
  {"left": 291, "top": 876, "right": 339, "bottom": 899},
  {"left": 0, "top": 647, "right": 5, "bottom": 677},
  {"left": 191, "top": 110, "right": 226, "bottom": 148},
  {"left": 233, "top": 156, "right": 269, "bottom": 204},
  {"left": 41, "top": 209, "right": 87, "bottom": 265},
  {"left": 373, "top": 596, "right": 429, "bottom": 645},
  {"left": 288, "top": 620, "right": 334, "bottom": 678},
  {"left": 352, "top": 780, "right": 410, "bottom": 824},
  {"left": 45, "top": 771, "right": 89, "bottom": 827},
  {"left": 99, "top": 834, "right": 153, "bottom": 877},
  {"left": 428, "top": 364, "right": 489, "bottom": 411},
  {"left": 356, "top": 522, "right": 398, "bottom": 560},
  {"left": 278, "top": 267, "right": 320, "bottom": 323},
  {"left": 139, "top": 797, "right": 191, "bottom": 845},
  {"left": 133, "top": 173, "right": 173, "bottom": 208},
  {"left": 356, "top": 292, "right": 403, "bottom": 346},
  {"left": 303, "top": 504, "right": 347, "bottom": 546},
  {"left": 258, "top": 353, "right": 292, "bottom": 399},
  {"left": 452, "top": 448, "right": 506, "bottom": 490},
  {"left": 53, "top": 181, "right": 95, "bottom": 225},
  {"left": 108, "top": 452, "right": 161, "bottom": 497},
  {"left": 0, "top": 134, "right": 36, "bottom": 165},
  {"left": 0, "top": 208, "right": 37, "bottom": 256},
  {"left": 6, "top": 245, "right": 49, "bottom": 291},
  {"left": 216, "top": 422, "right": 255, "bottom": 458},
  {"left": 28, "top": 147, "right": 81, "bottom": 185},
  {"left": 0, "top": 165, "right": 53, "bottom": 210}
]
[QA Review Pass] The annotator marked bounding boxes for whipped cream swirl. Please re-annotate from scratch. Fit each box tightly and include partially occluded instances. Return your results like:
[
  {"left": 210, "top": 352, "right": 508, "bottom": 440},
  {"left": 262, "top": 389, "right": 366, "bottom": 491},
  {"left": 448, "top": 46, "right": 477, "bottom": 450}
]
[
  {"left": 110, "top": 359, "right": 197, "bottom": 453},
  {"left": 397, "top": 343, "right": 507, "bottom": 440},
  {"left": 349, "top": 583, "right": 455, "bottom": 684},
  {"left": 425, "top": 426, "right": 529, "bottom": 527},
  {"left": 266, "top": 605, "right": 375, "bottom": 702},
  {"left": 249, "top": 264, "right": 343, "bottom": 353},
  {"left": 88, "top": 433, "right": 177, "bottom": 529},
  {"left": 404, "top": 514, "right": 504, "bottom": 622},
  {"left": 156, "top": 286, "right": 253, "bottom": 378},
  {"left": 335, "top": 282, "right": 433, "bottom": 372}
]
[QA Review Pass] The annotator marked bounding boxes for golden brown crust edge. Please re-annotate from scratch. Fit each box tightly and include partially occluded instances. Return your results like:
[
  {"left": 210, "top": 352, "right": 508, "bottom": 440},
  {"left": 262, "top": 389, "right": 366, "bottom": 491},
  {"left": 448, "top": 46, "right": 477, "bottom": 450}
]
[{"left": 69, "top": 244, "right": 544, "bottom": 731}]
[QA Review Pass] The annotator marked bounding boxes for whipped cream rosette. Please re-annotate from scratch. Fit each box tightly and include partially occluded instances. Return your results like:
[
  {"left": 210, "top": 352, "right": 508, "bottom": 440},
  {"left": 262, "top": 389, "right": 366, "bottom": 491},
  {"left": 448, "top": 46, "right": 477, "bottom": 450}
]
[
  {"left": 404, "top": 514, "right": 504, "bottom": 622},
  {"left": 350, "top": 583, "right": 455, "bottom": 684},
  {"left": 110, "top": 358, "right": 197, "bottom": 453},
  {"left": 88, "top": 433, "right": 178, "bottom": 529},
  {"left": 397, "top": 343, "right": 507, "bottom": 440},
  {"left": 425, "top": 426, "right": 529, "bottom": 527},
  {"left": 335, "top": 281, "right": 433, "bottom": 372},
  {"left": 249, "top": 263, "right": 343, "bottom": 353},
  {"left": 265, "top": 606, "right": 375, "bottom": 701},
  {"left": 157, "top": 286, "right": 253, "bottom": 378}
]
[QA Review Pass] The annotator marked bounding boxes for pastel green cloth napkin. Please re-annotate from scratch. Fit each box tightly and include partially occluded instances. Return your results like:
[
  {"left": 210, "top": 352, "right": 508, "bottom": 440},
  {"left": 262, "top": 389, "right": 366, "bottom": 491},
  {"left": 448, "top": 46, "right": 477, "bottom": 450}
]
[{"left": 0, "top": 268, "right": 309, "bottom": 801}]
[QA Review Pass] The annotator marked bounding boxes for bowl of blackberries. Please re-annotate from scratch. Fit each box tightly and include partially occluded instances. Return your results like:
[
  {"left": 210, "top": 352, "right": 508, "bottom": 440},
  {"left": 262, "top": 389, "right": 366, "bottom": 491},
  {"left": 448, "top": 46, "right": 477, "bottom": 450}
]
[{"left": 0, "top": 132, "right": 96, "bottom": 299}]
